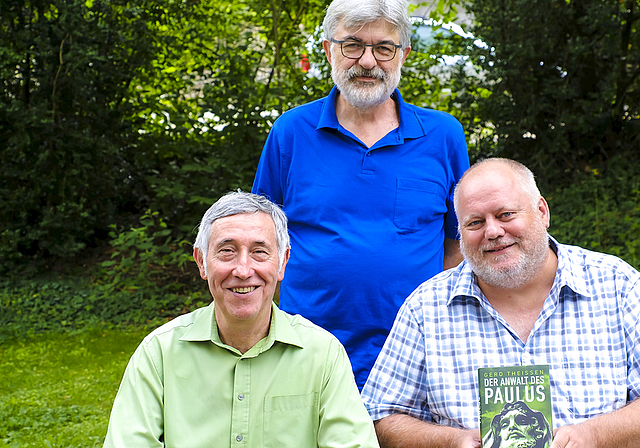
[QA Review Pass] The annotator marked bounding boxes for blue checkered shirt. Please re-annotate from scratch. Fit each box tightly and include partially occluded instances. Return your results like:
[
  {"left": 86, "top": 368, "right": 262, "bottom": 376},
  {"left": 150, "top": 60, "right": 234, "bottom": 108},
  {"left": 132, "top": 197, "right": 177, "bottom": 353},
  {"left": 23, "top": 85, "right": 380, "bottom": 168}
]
[{"left": 361, "top": 238, "right": 640, "bottom": 429}]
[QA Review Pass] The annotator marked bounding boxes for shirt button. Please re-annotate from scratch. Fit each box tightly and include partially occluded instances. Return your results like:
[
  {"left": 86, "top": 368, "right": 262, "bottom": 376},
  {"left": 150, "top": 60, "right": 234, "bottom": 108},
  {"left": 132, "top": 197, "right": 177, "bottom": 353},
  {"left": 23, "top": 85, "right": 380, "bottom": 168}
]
[
  {"left": 238, "top": 394, "right": 244, "bottom": 400},
  {"left": 236, "top": 435, "right": 243, "bottom": 442}
]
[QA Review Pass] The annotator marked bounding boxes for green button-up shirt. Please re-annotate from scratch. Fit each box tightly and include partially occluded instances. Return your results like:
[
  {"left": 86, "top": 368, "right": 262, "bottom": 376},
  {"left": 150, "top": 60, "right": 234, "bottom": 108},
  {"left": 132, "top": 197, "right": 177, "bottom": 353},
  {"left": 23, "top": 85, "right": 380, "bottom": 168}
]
[{"left": 104, "top": 302, "right": 379, "bottom": 448}]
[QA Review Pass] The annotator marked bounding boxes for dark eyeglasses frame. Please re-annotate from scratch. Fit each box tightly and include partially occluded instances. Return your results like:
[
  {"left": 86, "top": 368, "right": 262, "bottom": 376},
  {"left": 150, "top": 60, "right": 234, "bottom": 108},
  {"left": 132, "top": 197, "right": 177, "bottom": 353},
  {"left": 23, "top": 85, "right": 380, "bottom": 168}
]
[{"left": 329, "top": 38, "right": 403, "bottom": 62}]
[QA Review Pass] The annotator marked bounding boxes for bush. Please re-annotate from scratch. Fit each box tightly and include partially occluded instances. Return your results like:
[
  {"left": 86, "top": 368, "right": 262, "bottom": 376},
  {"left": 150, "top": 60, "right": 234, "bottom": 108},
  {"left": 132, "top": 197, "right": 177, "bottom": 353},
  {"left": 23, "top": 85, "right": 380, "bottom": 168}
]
[
  {"left": 547, "top": 156, "right": 640, "bottom": 270},
  {"left": 0, "top": 211, "right": 209, "bottom": 341}
]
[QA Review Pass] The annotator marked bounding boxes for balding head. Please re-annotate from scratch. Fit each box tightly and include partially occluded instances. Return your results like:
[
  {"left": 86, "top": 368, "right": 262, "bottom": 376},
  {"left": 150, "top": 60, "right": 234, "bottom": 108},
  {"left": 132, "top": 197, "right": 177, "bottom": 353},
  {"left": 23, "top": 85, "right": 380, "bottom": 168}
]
[{"left": 454, "top": 158, "right": 542, "bottom": 223}]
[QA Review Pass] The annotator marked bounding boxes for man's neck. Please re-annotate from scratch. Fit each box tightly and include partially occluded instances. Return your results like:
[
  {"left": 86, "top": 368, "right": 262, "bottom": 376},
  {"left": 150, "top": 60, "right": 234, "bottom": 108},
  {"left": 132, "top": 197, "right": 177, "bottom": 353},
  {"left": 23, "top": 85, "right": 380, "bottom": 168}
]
[
  {"left": 479, "top": 248, "right": 558, "bottom": 342},
  {"left": 216, "top": 315, "right": 271, "bottom": 355},
  {"left": 335, "top": 93, "right": 399, "bottom": 148}
]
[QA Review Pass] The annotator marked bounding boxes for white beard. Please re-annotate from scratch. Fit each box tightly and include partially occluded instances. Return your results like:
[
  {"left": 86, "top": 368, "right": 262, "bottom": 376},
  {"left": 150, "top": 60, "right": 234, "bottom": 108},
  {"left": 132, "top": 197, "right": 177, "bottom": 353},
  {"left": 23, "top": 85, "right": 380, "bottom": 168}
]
[{"left": 461, "top": 220, "right": 550, "bottom": 290}]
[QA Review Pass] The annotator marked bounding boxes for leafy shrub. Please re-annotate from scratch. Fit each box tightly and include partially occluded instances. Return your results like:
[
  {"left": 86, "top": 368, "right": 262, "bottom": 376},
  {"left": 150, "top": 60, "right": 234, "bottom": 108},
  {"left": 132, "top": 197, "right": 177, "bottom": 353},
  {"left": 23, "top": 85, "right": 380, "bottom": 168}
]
[
  {"left": 547, "top": 156, "right": 640, "bottom": 270},
  {"left": 0, "top": 211, "right": 209, "bottom": 341},
  {"left": 88, "top": 210, "right": 210, "bottom": 326},
  {"left": 97, "top": 211, "right": 196, "bottom": 292}
]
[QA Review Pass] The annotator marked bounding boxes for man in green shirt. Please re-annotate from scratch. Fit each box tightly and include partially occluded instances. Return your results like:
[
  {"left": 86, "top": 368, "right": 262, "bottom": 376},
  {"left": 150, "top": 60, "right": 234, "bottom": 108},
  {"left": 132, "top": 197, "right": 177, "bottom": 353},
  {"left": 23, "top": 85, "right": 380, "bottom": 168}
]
[{"left": 104, "top": 191, "right": 379, "bottom": 448}]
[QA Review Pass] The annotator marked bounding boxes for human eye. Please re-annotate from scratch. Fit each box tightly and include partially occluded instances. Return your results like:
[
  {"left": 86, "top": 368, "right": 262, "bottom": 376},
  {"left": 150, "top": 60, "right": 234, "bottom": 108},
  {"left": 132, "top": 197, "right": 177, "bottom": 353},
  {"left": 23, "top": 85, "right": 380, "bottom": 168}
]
[
  {"left": 341, "top": 40, "right": 363, "bottom": 56},
  {"left": 465, "top": 219, "right": 483, "bottom": 229},
  {"left": 374, "top": 43, "right": 395, "bottom": 57},
  {"left": 252, "top": 246, "right": 271, "bottom": 261},
  {"left": 216, "top": 246, "right": 235, "bottom": 260},
  {"left": 499, "top": 211, "right": 514, "bottom": 219}
]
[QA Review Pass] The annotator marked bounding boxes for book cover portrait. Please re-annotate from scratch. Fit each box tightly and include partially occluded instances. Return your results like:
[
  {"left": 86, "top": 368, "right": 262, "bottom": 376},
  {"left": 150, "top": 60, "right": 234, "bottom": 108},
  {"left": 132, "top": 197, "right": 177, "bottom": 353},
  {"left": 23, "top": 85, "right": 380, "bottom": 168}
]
[{"left": 478, "top": 365, "right": 553, "bottom": 448}]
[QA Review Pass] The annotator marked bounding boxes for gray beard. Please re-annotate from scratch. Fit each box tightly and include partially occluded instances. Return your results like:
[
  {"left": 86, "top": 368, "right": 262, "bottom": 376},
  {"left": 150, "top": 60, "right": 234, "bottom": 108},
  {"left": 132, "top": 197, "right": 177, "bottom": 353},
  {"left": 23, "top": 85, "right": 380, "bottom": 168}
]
[
  {"left": 461, "top": 227, "right": 550, "bottom": 289},
  {"left": 330, "top": 48, "right": 402, "bottom": 109}
]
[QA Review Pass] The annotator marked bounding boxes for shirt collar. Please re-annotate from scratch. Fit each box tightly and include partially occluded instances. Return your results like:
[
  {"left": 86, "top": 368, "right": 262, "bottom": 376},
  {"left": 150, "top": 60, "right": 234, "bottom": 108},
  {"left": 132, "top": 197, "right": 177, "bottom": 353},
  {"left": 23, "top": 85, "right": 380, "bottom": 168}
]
[
  {"left": 179, "top": 301, "right": 304, "bottom": 352},
  {"left": 549, "top": 236, "right": 594, "bottom": 299},
  {"left": 447, "top": 261, "right": 483, "bottom": 306},
  {"left": 316, "top": 86, "right": 426, "bottom": 141}
]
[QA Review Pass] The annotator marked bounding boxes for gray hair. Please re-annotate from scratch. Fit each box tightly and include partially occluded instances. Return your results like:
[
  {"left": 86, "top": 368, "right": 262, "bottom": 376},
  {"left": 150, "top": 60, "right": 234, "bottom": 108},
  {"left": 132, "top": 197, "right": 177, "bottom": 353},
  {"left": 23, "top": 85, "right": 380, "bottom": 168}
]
[
  {"left": 453, "top": 158, "right": 542, "bottom": 220},
  {"left": 323, "top": 0, "right": 412, "bottom": 48},
  {"left": 194, "top": 191, "right": 290, "bottom": 274}
]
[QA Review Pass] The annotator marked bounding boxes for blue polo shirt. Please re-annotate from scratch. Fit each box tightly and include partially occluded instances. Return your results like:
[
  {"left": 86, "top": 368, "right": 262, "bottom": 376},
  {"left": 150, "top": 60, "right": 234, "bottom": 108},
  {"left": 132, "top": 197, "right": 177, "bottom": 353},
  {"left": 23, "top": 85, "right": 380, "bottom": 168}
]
[{"left": 252, "top": 86, "right": 469, "bottom": 388}]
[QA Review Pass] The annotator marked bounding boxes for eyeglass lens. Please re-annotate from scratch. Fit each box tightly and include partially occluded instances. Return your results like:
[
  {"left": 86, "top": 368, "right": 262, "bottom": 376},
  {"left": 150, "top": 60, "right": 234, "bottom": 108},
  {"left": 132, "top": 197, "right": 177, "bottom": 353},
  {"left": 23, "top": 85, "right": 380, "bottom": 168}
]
[{"left": 340, "top": 41, "right": 397, "bottom": 61}]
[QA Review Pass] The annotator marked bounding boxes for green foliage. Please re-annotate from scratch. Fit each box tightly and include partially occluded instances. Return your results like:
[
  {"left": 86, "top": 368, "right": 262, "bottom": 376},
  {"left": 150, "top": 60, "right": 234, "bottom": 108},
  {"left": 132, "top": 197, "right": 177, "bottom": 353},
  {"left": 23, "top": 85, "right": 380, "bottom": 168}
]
[
  {"left": 547, "top": 155, "right": 640, "bottom": 270},
  {"left": 0, "top": 330, "right": 146, "bottom": 447},
  {"left": 0, "top": 0, "right": 165, "bottom": 270},
  {"left": 449, "top": 0, "right": 640, "bottom": 189},
  {"left": 92, "top": 210, "right": 208, "bottom": 323},
  {"left": 2, "top": 0, "right": 638, "bottom": 327},
  {"left": 97, "top": 210, "right": 196, "bottom": 297},
  {"left": 0, "top": 0, "right": 335, "bottom": 273},
  {"left": 0, "top": 210, "right": 209, "bottom": 340},
  {"left": 402, "top": 20, "right": 471, "bottom": 109}
]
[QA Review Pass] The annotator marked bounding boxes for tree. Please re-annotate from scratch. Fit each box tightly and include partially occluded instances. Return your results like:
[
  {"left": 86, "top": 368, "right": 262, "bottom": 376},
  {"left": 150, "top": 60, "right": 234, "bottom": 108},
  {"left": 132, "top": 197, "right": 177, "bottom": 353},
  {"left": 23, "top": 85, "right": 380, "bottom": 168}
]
[
  {"left": 0, "top": 0, "right": 332, "bottom": 273},
  {"left": 445, "top": 0, "right": 640, "bottom": 190},
  {"left": 0, "top": 0, "right": 178, "bottom": 270}
]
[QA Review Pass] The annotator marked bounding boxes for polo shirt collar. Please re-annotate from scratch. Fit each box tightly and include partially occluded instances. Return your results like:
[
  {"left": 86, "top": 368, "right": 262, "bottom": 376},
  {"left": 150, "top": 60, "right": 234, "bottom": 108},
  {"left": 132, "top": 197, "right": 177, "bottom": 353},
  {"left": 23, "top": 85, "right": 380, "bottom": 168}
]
[
  {"left": 316, "top": 86, "right": 341, "bottom": 130},
  {"left": 179, "top": 301, "right": 304, "bottom": 352},
  {"left": 316, "top": 86, "right": 426, "bottom": 141}
]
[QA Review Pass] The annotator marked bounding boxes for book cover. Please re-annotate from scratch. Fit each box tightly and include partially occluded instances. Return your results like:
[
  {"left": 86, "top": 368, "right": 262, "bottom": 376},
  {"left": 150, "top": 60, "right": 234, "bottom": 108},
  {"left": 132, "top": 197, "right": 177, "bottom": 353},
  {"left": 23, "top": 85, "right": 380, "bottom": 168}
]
[{"left": 478, "top": 365, "right": 553, "bottom": 448}]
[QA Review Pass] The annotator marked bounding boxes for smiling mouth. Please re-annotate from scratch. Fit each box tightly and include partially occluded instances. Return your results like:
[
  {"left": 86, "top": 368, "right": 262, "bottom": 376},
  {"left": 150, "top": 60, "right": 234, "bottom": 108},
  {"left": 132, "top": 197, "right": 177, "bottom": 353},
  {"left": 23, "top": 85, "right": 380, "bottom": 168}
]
[
  {"left": 485, "top": 242, "right": 516, "bottom": 254},
  {"left": 231, "top": 286, "right": 257, "bottom": 294}
]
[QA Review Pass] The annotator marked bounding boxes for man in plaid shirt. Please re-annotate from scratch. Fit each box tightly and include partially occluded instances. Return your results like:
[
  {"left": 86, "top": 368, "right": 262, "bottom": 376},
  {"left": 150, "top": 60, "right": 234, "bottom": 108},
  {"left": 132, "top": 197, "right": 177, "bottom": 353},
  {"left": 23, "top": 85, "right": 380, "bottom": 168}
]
[{"left": 362, "top": 158, "right": 640, "bottom": 448}]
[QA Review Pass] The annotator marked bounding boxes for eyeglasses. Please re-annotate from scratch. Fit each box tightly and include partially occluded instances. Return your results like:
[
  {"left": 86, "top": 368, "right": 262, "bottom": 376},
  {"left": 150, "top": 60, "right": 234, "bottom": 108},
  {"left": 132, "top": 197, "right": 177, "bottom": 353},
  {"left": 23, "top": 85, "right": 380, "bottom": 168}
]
[{"left": 329, "top": 38, "right": 402, "bottom": 62}]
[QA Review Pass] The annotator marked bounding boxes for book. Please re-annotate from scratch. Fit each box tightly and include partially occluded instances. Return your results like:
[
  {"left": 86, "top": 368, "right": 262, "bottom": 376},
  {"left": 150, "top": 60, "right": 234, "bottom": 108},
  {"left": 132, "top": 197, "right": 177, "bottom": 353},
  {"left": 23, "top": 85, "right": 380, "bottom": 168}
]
[{"left": 478, "top": 365, "right": 553, "bottom": 448}]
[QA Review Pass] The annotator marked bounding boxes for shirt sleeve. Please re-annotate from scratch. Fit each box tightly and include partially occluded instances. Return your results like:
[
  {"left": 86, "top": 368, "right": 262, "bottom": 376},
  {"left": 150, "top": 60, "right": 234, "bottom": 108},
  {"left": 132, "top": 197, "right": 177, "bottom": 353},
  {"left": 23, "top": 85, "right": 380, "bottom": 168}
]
[
  {"left": 252, "top": 122, "right": 284, "bottom": 205},
  {"left": 361, "top": 297, "right": 432, "bottom": 423},
  {"left": 624, "top": 274, "right": 640, "bottom": 400},
  {"left": 444, "top": 122, "right": 470, "bottom": 241},
  {"left": 317, "top": 337, "right": 380, "bottom": 448},
  {"left": 103, "top": 340, "right": 165, "bottom": 448}
]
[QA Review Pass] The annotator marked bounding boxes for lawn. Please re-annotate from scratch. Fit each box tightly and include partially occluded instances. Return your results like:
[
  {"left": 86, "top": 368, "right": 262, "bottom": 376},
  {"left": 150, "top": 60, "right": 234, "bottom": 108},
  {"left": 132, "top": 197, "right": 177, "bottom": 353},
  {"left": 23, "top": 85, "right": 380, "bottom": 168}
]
[{"left": 0, "top": 329, "right": 148, "bottom": 448}]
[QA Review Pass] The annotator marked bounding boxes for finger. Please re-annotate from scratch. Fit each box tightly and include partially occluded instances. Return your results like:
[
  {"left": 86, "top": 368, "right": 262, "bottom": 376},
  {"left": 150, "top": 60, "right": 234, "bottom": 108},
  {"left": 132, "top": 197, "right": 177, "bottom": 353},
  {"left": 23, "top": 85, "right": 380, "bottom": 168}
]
[{"left": 551, "top": 430, "right": 569, "bottom": 448}]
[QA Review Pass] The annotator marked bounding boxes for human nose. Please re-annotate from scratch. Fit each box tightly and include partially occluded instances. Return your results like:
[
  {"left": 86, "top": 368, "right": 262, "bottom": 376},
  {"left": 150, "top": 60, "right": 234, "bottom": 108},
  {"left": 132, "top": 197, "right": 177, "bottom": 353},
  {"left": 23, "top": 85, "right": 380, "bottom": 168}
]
[
  {"left": 484, "top": 217, "right": 505, "bottom": 240},
  {"left": 358, "top": 45, "right": 377, "bottom": 69},
  {"left": 232, "top": 251, "right": 254, "bottom": 278}
]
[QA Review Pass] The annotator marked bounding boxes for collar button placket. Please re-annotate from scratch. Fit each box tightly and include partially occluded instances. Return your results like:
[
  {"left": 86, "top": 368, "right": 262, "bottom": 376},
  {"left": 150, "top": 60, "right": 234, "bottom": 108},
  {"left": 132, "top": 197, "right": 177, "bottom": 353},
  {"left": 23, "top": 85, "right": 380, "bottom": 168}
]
[{"left": 230, "top": 357, "right": 250, "bottom": 446}]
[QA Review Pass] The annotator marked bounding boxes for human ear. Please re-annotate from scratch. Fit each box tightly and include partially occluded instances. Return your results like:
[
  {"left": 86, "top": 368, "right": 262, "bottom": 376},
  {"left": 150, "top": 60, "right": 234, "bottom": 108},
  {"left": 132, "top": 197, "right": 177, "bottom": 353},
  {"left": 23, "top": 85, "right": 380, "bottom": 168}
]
[{"left": 193, "top": 248, "right": 207, "bottom": 279}]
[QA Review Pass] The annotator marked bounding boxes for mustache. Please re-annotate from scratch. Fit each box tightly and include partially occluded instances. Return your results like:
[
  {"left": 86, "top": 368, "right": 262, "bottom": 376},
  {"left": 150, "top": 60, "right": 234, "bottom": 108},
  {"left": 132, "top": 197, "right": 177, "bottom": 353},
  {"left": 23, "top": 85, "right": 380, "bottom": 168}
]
[{"left": 346, "top": 66, "right": 387, "bottom": 81}]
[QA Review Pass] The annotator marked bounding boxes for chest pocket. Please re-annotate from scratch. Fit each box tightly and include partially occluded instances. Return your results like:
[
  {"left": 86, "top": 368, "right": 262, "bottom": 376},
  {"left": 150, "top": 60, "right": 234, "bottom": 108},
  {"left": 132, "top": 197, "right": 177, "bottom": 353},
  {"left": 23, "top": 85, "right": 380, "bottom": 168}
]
[
  {"left": 394, "top": 178, "right": 447, "bottom": 232},
  {"left": 263, "top": 392, "right": 318, "bottom": 448}
]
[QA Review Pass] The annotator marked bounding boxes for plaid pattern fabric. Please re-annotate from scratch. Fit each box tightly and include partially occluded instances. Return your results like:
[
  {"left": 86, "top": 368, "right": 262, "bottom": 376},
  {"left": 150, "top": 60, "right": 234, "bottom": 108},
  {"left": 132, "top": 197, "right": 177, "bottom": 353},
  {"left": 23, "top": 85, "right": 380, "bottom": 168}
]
[{"left": 361, "top": 238, "right": 640, "bottom": 429}]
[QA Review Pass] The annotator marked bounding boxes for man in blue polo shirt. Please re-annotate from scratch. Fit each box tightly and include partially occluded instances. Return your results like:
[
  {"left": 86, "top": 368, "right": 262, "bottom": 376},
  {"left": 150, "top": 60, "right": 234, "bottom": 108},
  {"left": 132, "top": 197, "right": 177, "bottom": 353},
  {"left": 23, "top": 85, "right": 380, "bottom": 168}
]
[{"left": 252, "top": 0, "right": 469, "bottom": 389}]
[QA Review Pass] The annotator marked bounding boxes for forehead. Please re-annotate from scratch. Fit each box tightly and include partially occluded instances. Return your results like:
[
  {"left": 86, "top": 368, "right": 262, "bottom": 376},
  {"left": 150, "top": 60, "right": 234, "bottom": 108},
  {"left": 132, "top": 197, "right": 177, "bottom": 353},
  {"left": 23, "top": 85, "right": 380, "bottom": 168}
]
[
  {"left": 336, "top": 18, "right": 399, "bottom": 41},
  {"left": 457, "top": 167, "right": 527, "bottom": 215},
  {"left": 209, "top": 212, "right": 276, "bottom": 244}
]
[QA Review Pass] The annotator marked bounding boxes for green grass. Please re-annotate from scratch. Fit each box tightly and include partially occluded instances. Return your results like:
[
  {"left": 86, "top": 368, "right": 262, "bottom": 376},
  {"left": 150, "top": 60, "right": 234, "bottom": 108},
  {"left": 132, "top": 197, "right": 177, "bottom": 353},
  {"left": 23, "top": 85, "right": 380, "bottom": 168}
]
[{"left": 0, "top": 329, "right": 148, "bottom": 448}]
